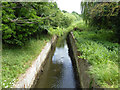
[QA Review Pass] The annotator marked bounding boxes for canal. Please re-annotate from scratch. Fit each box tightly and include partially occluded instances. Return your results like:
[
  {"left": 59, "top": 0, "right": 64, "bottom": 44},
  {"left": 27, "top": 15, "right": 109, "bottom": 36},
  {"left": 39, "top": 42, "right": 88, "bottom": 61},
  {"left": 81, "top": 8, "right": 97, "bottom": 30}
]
[{"left": 34, "top": 35, "right": 78, "bottom": 88}]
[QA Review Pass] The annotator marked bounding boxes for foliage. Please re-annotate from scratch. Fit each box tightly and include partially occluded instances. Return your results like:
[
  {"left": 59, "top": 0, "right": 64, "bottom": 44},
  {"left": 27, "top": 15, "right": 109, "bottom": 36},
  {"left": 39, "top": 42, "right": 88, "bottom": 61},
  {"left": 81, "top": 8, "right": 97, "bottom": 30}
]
[
  {"left": 73, "top": 29, "right": 119, "bottom": 88},
  {"left": 2, "top": 2, "right": 77, "bottom": 46},
  {"left": 49, "top": 12, "right": 78, "bottom": 28},
  {"left": 81, "top": 2, "right": 120, "bottom": 40},
  {"left": 62, "top": 13, "right": 77, "bottom": 27},
  {"left": 72, "top": 11, "right": 81, "bottom": 20},
  {"left": 48, "top": 26, "right": 65, "bottom": 36},
  {"left": 2, "top": 2, "right": 42, "bottom": 45}
]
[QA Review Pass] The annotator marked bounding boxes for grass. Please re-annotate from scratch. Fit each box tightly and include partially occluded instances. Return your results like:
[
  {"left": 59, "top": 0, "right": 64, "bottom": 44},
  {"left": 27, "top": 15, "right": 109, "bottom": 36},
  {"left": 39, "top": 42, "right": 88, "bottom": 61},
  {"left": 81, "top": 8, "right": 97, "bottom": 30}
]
[
  {"left": 72, "top": 21, "right": 119, "bottom": 88},
  {"left": 2, "top": 34, "right": 51, "bottom": 88}
]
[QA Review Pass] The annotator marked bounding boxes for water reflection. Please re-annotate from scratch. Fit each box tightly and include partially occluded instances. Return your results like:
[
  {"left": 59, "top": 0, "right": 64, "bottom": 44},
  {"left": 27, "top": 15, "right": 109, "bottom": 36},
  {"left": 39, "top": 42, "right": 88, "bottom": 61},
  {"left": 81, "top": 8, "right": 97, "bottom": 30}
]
[{"left": 34, "top": 36, "right": 77, "bottom": 88}]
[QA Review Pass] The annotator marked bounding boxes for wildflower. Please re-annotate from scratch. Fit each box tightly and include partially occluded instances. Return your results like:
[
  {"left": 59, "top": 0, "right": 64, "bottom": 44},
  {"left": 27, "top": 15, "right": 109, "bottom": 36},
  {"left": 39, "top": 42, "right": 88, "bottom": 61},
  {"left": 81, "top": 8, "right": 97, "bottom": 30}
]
[
  {"left": 5, "top": 85, "right": 8, "bottom": 88},
  {"left": 3, "top": 83, "right": 5, "bottom": 86}
]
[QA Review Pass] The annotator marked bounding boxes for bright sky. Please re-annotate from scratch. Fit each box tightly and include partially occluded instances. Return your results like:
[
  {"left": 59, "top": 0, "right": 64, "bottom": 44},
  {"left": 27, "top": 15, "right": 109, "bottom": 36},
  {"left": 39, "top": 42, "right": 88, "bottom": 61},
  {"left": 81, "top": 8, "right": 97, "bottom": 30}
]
[{"left": 55, "top": 0, "right": 82, "bottom": 14}]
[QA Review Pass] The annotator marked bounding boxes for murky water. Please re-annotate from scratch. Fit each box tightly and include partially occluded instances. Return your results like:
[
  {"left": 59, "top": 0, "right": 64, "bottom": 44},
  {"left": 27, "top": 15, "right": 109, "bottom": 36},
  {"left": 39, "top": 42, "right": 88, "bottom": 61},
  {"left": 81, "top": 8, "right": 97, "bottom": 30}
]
[{"left": 34, "top": 36, "right": 77, "bottom": 88}]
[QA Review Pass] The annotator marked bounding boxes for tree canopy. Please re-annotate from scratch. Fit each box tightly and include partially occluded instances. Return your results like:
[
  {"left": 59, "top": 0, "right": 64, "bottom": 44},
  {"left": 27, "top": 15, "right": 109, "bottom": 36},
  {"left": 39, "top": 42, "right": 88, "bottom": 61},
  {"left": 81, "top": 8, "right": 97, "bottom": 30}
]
[
  {"left": 81, "top": 2, "right": 120, "bottom": 38},
  {"left": 2, "top": 2, "right": 79, "bottom": 46}
]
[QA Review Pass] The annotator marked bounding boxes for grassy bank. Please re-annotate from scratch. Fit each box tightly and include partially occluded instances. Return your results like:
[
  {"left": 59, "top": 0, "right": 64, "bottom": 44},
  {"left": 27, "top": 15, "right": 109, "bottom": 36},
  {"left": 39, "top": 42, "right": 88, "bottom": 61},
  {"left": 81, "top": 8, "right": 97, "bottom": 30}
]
[
  {"left": 72, "top": 21, "right": 119, "bottom": 88},
  {"left": 2, "top": 34, "right": 51, "bottom": 88}
]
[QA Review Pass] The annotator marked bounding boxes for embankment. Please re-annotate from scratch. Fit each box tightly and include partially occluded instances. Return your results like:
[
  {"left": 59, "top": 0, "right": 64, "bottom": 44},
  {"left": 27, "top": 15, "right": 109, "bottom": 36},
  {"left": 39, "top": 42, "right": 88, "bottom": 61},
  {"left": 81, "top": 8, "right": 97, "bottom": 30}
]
[
  {"left": 67, "top": 32, "right": 99, "bottom": 88},
  {"left": 13, "top": 35, "right": 57, "bottom": 88}
]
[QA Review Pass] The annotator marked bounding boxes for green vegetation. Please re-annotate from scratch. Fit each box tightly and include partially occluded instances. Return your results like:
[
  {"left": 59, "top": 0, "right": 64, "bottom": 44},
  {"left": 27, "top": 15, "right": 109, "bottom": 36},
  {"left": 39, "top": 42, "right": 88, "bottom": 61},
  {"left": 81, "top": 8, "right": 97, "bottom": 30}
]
[
  {"left": 73, "top": 21, "right": 119, "bottom": 88},
  {"left": 81, "top": 2, "right": 120, "bottom": 40},
  {"left": 2, "top": 2, "right": 80, "bottom": 88},
  {"left": 2, "top": 1, "right": 119, "bottom": 89},
  {"left": 2, "top": 35, "right": 51, "bottom": 88},
  {"left": 2, "top": 2, "right": 79, "bottom": 46},
  {"left": 77, "top": 2, "right": 119, "bottom": 88}
]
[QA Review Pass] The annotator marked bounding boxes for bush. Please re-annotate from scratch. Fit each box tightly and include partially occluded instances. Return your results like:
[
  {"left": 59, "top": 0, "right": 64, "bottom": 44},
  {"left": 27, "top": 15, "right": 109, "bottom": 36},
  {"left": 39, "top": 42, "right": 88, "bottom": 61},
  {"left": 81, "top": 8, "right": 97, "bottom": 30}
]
[{"left": 2, "top": 2, "right": 45, "bottom": 45}]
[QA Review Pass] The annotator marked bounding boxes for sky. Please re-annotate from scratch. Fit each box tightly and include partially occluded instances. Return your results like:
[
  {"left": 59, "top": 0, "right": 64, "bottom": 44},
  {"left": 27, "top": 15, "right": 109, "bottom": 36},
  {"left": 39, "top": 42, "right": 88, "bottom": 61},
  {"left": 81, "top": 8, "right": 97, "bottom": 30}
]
[{"left": 55, "top": 0, "right": 82, "bottom": 14}]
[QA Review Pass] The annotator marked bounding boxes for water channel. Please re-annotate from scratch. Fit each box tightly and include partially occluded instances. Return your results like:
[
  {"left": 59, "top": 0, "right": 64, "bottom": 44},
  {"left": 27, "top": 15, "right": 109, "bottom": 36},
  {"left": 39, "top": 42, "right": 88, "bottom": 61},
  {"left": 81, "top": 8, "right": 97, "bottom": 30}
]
[{"left": 34, "top": 35, "right": 79, "bottom": 88}]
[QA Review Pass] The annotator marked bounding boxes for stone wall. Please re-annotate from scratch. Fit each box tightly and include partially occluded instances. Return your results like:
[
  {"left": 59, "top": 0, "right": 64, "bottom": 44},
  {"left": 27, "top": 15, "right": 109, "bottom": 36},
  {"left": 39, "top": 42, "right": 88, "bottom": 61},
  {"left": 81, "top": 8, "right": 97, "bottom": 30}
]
[{"left": 13, "top": 35, "right": 57, "bottom": 88}]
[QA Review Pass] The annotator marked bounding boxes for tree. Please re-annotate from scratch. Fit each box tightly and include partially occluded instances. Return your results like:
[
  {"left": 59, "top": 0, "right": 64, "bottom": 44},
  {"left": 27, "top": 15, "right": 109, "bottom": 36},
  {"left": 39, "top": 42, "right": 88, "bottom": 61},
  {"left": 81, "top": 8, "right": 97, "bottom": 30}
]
[
  {"left": 81, "top": 2, "right": 120, "bottom": 41},
  {"left": 2, "top": 2, "right": 77, "bottom": 46},
  {"left": 2, "top": 2, "right": 60, "bottom": 45}
]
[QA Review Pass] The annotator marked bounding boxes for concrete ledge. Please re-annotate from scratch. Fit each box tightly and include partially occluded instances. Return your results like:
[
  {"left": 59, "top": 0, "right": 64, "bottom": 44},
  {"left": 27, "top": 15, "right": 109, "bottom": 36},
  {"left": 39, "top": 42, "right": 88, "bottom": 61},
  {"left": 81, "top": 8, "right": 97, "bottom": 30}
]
[
  {"left": 13, "top": 35, "right": 57, "bottom": 88},
  {"left": 67, "top": 32, "right": 100, "bottom": 88}
]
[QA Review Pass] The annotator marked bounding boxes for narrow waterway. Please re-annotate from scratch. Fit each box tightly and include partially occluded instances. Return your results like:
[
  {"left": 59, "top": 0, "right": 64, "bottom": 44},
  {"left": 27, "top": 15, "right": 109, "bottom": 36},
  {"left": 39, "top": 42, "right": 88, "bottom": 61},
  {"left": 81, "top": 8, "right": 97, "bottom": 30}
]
[{"left": 34, "top": 36, "right": 77, "bottom": 88}]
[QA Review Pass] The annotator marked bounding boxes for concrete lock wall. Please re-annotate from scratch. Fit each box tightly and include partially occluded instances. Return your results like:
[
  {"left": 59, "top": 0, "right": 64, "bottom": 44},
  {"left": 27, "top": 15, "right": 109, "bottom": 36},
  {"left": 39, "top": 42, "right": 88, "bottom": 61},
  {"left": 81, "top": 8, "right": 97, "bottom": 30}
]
[
  {"left": 13, "top": 35, "right": 57, "bottom": 88},
  {"left": 67, "top": 32, "right": 100, "bottom": 88}
]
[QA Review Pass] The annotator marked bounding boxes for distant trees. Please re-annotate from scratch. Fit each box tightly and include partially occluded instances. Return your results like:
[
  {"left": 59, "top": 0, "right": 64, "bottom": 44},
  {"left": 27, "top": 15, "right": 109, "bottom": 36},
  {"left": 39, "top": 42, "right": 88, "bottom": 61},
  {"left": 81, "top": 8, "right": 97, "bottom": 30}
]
[
  {"left": 72, "top": 11, "right": 79, "bottom": 15},
  {"left": 72, "top": 11, "right": 81, "bottom": 20},
  {"left": 62, "top": 10, "right": 68, "bottom": 13}
]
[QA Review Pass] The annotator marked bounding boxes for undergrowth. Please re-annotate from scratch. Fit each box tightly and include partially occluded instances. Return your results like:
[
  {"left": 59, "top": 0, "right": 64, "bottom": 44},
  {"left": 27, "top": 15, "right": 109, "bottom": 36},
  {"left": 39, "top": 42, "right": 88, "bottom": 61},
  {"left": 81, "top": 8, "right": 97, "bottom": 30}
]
[{"left": 73, "top": 21, "right": 119, "bottom": 88}]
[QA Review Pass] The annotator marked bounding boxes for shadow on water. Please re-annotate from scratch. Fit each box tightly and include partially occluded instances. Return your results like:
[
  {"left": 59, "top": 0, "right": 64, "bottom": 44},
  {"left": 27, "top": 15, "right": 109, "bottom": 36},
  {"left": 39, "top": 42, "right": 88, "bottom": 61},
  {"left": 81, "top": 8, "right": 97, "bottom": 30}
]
[{"left": 34, "top": 34, "right": 79, "bottom": 88}]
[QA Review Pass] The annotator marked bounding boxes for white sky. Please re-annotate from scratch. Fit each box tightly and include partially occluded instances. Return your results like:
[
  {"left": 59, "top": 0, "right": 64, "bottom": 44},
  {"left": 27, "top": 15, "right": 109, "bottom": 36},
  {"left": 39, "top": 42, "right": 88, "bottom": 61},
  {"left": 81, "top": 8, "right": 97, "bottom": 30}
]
[{"left": 55, "top": 0, "right": 82, "bottom": 14}]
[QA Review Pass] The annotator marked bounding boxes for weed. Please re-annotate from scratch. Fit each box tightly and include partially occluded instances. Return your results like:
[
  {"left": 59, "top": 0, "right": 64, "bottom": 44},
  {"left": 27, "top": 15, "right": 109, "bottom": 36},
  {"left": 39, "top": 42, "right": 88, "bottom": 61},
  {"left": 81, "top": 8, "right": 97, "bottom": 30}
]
[{"left": 73, "top": 24, "right": 119, "bottom": 88}]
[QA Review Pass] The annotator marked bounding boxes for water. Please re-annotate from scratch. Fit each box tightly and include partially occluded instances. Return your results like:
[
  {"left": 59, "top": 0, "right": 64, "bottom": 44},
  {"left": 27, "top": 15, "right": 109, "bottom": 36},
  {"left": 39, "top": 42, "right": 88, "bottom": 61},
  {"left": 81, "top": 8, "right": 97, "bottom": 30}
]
[{"left": 34, "top": 36, "right": 77, "bottom": 88}]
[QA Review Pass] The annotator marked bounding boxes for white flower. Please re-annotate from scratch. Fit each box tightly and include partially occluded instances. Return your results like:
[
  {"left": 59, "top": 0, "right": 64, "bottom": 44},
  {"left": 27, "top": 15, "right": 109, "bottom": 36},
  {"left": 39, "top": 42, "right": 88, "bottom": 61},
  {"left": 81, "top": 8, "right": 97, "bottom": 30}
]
[
  {"left": 3, "top": 83, "right": 5, "bottom": 86},
  {"left": 5, "top": 85, "right": 8, "bottom": 88},
  {"left": 13, "top": 78, "right": 15, "bottom": 81}
]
